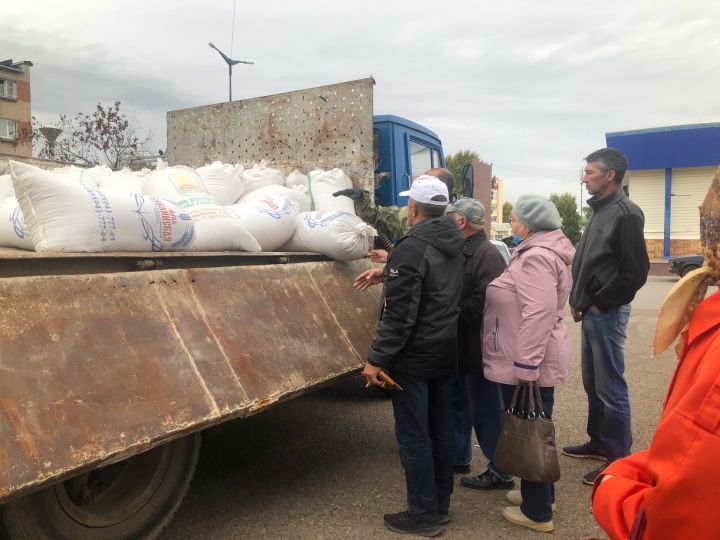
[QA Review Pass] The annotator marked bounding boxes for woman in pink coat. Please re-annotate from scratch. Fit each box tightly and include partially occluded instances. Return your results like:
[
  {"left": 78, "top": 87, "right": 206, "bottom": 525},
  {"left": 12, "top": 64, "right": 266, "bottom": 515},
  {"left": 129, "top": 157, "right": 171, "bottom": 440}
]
[{"left": 482, "top": 194, "right": 575, "bottom": 533}]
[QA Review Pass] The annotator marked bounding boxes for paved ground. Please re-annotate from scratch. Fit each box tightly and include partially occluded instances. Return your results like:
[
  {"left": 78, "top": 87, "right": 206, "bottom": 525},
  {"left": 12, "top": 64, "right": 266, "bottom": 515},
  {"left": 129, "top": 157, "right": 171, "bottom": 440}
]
[{"left": 162, "top": 276, "right": 687, "bottom": 540}]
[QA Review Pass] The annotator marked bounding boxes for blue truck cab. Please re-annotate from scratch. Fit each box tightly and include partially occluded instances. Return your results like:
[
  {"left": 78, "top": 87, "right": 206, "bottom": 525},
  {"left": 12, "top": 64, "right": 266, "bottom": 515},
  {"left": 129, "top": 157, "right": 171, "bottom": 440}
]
[{"left": 372, "top": 115, "right": 445, "bottom": 207}]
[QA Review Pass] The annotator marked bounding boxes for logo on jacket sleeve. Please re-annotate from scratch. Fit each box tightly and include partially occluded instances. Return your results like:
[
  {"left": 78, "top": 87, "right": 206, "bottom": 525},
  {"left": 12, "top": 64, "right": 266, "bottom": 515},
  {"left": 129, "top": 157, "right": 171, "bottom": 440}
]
[{"left": 388, "top": 268, "right": 399, "bottom": 278}]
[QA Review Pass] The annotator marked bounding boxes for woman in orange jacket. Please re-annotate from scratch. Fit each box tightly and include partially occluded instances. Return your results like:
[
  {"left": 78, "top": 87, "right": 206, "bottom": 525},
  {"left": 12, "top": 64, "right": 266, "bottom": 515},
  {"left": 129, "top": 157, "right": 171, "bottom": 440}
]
[{"left": 592, "top": 168, "right": 720, "bottom": 540}]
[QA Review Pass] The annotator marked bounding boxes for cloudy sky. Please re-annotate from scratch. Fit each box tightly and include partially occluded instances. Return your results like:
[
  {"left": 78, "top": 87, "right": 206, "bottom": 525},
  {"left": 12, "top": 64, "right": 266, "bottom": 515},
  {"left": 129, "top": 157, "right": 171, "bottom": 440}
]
[{"left": 3, "top": 0, "right": 719, "bottom": 203}]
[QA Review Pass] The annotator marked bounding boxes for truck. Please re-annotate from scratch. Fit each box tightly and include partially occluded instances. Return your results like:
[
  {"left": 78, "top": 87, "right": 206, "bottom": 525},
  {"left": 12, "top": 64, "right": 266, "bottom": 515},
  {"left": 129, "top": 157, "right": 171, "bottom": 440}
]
[{"left": 0, "top": 77, "right": 446, "bottom": 539}]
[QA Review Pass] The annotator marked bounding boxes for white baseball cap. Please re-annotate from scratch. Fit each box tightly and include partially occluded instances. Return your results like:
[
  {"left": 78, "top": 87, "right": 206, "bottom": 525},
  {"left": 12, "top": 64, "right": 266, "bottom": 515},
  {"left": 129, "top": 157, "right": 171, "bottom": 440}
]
[{"left": 399, "top": 175, "right": 450, "bottom": 206}]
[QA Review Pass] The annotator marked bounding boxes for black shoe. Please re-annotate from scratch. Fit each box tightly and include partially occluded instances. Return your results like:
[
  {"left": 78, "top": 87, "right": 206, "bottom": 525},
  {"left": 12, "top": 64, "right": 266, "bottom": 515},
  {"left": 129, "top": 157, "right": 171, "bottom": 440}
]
[
  {"left": 383, "top": 511, "right": 443, "bottom": 537},
  {"left": 460, "top": 469, "right": 514, "bottom": 490},
  {"left": 439, "top": 512, "right": 451, "bottom": 525},
  {"left": 582, "top": 463, "right": 609, "bottom": 486},
  {"left": 453, "top": 464, "right": 471, "bottom": 474},
  {"left": 562, "top": 441, "right": 607, "bottom": 461}
]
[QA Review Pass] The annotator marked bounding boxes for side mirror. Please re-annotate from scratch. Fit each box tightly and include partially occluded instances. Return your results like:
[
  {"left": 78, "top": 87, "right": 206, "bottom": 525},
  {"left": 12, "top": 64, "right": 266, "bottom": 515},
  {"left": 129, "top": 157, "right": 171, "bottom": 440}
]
[{"left": 462, "top": 164, "right": 473, "bottom": 198}]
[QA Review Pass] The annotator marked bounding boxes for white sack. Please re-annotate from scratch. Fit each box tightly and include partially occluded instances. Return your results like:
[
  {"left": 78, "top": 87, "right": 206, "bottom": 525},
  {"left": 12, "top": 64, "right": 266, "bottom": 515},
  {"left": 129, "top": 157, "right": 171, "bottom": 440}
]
[
  {"left": 0, "top": 195, "right": 34, "bottom": 250},
  {"left": 307, "top": 168, "right": 356, "bottom": 214},
  {"left": 196, "top": 161, "right": 246, "bottom": 205},
  {"left": 239, "top": 184, "right": 311, "bottom": 213},
  {"left": 225, "top": 196, "right": 297, "bottom": 251},
  {"left": 144, "top": 166, "right": 260, "bottom": 252},
  {"left": 241, "top": 161, "right": 285, "bottom": 193},
  {"left": 98, "top": 169, "right": 145, "bottom": 194},
  {"left": 285, "top": 169, "right": 308, "bottom": 189},
  {"left": 0, "top": 175, "right": 13, "bottom": 197},
  {"left": 9, "top": 161, "right": 195, "bottom": 252},
  {"left": 53, "top": 165, "right": 112, "bottom": 187},
  {"left": 281, "top": 211, "right": 376, "bottom": 261}
]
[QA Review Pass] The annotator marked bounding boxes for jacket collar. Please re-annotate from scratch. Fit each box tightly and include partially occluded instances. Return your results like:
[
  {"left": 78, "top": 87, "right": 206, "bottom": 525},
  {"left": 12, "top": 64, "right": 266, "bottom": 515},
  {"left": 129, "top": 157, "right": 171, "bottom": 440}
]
[
  {"left": 587, "top": 187, "right": 626, "bottom": 210},
  {"left": 687, "top": 291, "right": 720, "bottom": 347},
  {"left": 463, "top": 229, "right": 488, "bottom": 255}
]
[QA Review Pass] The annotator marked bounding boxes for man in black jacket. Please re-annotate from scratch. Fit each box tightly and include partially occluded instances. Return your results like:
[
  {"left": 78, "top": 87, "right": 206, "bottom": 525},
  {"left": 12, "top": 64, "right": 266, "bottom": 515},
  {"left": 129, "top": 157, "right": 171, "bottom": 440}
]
[
  {"left": 445, "top": 199, "right": 513, "bottom": 491},
  {"left": 564, "top": 148, "right": 650, "bottom": 487},
  {"left": 355, "top": 176, "right": 464, "bottom": 537}
]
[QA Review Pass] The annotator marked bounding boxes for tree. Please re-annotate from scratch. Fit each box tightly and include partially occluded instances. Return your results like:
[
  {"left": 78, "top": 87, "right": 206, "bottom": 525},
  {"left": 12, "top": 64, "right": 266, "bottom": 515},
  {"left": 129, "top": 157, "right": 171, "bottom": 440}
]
[
  {"left": 502, "top": 202, "right": 513, "bottom": 222},
  {"left": 550, "top": 192, "right": 582, "bottom": 244},
  {"left": 581, "top": 205, "right": 593, "bottom": 225},
  {"left": 445, "top": 150, "right": 480, "bottom": 196},
  {"left": 28, "top": 102, "right": 153, "bottom": 170}
]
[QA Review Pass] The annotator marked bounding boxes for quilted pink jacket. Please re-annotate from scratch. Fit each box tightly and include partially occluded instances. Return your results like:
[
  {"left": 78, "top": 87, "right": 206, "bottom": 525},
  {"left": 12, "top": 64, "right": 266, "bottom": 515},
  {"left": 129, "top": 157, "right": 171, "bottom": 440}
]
[{"left": 482, "top": 229, "right": 575, "bottom": 387}]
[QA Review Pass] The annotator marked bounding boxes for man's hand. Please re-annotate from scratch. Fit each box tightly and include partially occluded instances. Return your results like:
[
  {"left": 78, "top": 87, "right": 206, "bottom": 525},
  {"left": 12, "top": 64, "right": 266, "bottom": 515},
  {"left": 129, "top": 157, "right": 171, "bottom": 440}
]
[
  {"left": 353, "top": 267, "right": 383, "bottom": 290},
  {"left": 362, "top": 362, "right": 382, "bottom": 387},
  {"left": 332, "top": 188, "right": 365, "bottom": 202},
  {"left": 369, "top": 249, "right": 388, "bottom": 263},
  {"left": 571, "top": 308, "right": 583, "bottom": 323}
]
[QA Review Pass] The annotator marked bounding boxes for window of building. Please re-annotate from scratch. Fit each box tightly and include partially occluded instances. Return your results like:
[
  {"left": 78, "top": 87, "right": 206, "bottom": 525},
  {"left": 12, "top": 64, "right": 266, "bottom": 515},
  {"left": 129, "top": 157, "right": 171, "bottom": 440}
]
[
  {"left": 0, "top": 80, "right": 17, "bottom": 100},
  {"left": 410, "top": 140, "right": 432, "bottom": 175},
  {"left": 0, "top": 119, "right": 17, "bottom": 140}
]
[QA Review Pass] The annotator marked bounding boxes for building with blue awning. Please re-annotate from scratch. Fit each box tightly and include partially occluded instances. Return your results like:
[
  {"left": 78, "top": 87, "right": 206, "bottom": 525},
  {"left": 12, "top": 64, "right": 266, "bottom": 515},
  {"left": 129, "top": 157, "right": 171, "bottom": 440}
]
[{"left": 606, "top": 123, "right": 720, "bottom": 259}]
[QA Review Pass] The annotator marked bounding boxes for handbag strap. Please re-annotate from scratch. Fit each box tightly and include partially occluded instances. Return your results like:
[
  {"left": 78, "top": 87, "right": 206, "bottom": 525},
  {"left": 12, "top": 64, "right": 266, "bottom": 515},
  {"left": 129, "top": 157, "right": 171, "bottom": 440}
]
[{"left": 531, "top": 381, "right": 547, "bottom": 418}]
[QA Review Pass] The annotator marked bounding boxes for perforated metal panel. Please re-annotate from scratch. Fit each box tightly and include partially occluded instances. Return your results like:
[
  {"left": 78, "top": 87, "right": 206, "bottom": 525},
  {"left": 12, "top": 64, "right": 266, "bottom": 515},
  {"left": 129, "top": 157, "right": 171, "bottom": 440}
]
[{"left": 166, "top": 78, "right": 375, "bottom": 191}]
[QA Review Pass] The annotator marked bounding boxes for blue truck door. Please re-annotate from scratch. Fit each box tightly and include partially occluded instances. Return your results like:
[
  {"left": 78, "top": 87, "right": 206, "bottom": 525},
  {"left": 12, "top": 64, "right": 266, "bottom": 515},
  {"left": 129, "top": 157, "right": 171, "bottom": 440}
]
[{"left": 373, "top": 115, "right": 444, "bottom": 207}]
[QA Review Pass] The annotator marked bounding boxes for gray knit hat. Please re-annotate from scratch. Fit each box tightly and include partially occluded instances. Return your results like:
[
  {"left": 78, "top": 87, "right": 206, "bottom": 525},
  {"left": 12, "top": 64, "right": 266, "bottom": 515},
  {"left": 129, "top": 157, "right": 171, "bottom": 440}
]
[{"left": 514, "top": 194, "right": 562, "bottom": 231}]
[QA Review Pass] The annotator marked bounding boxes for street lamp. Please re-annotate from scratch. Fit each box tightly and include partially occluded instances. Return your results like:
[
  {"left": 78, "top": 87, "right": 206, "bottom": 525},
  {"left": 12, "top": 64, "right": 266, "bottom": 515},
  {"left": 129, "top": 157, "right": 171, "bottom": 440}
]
[
  {"left": 208, "top": 42, "right": 254, "bottom": 102},
  {"left": 39, "top": 127, "right": 62, "bottom": 160}
]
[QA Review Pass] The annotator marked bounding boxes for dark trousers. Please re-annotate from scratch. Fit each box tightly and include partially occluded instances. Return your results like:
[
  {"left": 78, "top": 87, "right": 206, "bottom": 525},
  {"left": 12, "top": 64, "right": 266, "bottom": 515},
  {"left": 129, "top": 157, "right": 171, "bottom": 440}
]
[
  {"left": 452, "top": 373, "right": 511, "bottom": 481},
  {"left": 389, "top": 371, "right": 455, "bottom": 522},
  {"left": 500, "top": 384, "right": 555, "bottom": 523}
]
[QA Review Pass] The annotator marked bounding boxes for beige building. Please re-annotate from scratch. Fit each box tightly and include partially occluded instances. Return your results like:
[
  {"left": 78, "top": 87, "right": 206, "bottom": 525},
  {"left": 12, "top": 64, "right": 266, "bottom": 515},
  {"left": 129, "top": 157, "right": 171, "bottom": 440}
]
[
  {"left": 607, "top": 123, "right": 720, "bottom": 259},
  {"left": 0, "top": 59, "right": 32, "bottom": 157}
]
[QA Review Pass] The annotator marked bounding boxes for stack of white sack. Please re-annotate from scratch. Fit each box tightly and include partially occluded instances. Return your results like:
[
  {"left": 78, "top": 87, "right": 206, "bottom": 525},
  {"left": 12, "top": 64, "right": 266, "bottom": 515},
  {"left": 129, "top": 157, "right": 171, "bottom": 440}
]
[
  {"left": 9, "top": 160, "right": 195, "bottom": 252},
  {"left": 143, "top": 166, "right": 260, "bottom": 252},
  {"left": 53, "top": 164, "right": 113, "bottom": 187},
  {"left": 225, "top": 195, "right": 298, "bottom": 251},
  {"left": 0, "top": 174, "right": 13, "bottom": 197},
  {"left": 239, "top": 184, "right": 311, "bottom": 213},
  {"left": 241, "top": 160, "right": 285, "bottom": 194},
  {"left": 196, "top": 161, "right": 245, "bottom": 205},
  {"left": 285, "top": 168, "right": 356, "bottom": 214},
  {"left": 281, "top": 210, "right": 376, "bottom": 261},
  {"left": 98, "top": 169, "right": 145, "bottom": 194}
]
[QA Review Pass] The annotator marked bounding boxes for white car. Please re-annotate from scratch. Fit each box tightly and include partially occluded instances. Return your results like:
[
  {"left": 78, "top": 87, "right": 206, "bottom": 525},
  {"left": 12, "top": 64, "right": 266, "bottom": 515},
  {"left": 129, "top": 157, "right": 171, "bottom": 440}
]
[{"left": 490, "top": 239, "right": 511, "bottom": 265}]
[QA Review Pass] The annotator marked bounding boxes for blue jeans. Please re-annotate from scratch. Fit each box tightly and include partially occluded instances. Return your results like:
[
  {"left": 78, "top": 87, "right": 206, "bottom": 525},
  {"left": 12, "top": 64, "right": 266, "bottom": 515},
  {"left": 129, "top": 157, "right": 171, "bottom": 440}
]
[
  {"left": 389, "top": 372, "right": 455, "bottom": 522},
  {"left": 581, "top": 304, "right": 632, "bottom": 460},
  {"left": 452, "top": 374, "right": 511, "bottom": 481},
  {"left": 500, "top": 384, "right": 556, "bottom": 523}
]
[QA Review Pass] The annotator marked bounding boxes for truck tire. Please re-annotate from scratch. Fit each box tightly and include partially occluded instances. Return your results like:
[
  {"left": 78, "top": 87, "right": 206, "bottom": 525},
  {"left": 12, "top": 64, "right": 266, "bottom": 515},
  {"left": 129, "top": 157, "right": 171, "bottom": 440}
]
[
  {"left": 682, "top": 265, "right": 700, "bottom": 277},
  {"left": 0, "top": 433, "right": 200, "bottom": 540}
]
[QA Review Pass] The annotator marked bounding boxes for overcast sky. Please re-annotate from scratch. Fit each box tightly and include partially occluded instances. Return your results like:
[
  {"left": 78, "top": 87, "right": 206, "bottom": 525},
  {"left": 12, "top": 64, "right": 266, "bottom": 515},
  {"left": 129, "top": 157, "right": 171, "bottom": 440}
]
[{"left": 3, "top": 0, "right": 719, "bottom": 203}]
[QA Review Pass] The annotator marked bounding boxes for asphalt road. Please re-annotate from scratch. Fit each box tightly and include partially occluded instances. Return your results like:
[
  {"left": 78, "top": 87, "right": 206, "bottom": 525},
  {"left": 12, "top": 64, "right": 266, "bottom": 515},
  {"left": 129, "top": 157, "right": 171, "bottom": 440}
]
[{"left": 162, "top": 276, "right": 686, "bottom": 540}]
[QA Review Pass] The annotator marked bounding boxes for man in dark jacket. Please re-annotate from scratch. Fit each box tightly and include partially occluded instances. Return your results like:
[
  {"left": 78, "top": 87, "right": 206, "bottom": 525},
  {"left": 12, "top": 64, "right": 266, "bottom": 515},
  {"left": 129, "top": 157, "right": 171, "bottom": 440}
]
[
  {"left": 445, "top": 198, "right": 513, "bottom": 491},
  {"left": 564, "top": 148, "right": 650, "bottom": 487},
  {"left": 355, "top": 175, "right": 464, "bottom": 537}
]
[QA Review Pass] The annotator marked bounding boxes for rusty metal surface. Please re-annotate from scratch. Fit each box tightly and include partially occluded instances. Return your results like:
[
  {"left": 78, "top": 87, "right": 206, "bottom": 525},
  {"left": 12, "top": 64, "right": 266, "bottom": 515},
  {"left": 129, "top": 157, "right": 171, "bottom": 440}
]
[
  {"left": 0, "top": 248, "right": 330, "bottom": 278},
  {"left": 166, "top": 78, "right": 375, "bottom": 192},
  {"left": 0, "top": 260, "right": 381, "bottom": 503}
]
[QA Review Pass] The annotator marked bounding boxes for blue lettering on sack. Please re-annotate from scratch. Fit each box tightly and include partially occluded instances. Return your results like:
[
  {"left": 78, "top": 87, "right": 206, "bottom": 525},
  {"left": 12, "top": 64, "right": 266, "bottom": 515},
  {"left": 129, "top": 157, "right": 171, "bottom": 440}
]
[
  {"left": 132, "top": 194, "right": 194, "bottom": 251},
  {"left": 83, "top": 185, "right": 117, "bottom": 242},
  {"left": 9, "top": 204, "right": 29, "bottom": 239},
  {"left": 251, "top": 197, "right": 293, "bottom": 220},
  {"left": 304, "top": 210, "right": 350, "bottom": 229}
]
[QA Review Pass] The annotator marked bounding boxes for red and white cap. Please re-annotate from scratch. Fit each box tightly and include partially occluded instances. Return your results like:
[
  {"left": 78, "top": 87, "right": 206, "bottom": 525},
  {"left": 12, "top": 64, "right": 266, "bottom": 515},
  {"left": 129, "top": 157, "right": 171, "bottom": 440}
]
[{"left": 399, "top": 175, "right": 449, "bottom": 206}]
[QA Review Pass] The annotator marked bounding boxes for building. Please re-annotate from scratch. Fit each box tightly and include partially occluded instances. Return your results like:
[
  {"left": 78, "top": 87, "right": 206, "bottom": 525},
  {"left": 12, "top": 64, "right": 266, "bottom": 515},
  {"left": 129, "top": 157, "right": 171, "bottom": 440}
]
[
  {"left": 0, "top": 59, "right": 32, "bottom": 157},
  {"left": 606, "top": 123, "right": 720, "bottom": 259}
]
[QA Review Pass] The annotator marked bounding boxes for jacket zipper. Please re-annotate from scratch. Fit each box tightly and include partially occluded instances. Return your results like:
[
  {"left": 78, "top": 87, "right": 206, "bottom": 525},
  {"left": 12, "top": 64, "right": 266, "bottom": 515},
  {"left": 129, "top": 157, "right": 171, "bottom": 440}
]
[{"left": 494, "top": 316, "right": 499, "bottom": 351}]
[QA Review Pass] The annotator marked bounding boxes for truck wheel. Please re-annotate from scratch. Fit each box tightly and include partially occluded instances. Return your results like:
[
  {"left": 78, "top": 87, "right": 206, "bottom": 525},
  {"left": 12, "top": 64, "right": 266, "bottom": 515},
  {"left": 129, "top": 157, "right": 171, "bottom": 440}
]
[
  {"left": 682, "top": 265, "right": 700, "bottom": 277},
  {"left": 0, "top": 432, "right": 200, "bottom": 540}
]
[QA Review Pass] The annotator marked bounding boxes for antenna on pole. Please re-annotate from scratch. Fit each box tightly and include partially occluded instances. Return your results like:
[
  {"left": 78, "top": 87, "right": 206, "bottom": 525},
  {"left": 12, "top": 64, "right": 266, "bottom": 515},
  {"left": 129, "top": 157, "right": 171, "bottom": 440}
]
[{"left": 208, "top": 42, "right": 254, "bottom": 102}]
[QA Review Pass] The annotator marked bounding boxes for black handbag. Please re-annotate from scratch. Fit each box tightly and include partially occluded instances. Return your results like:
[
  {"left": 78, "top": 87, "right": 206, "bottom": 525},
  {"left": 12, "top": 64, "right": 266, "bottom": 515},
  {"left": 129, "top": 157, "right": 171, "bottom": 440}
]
[{"left": 493, "top": 381, "right": 561, "bottom": 483}]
